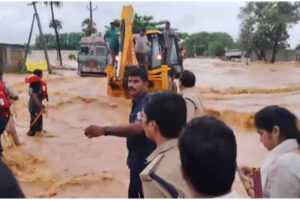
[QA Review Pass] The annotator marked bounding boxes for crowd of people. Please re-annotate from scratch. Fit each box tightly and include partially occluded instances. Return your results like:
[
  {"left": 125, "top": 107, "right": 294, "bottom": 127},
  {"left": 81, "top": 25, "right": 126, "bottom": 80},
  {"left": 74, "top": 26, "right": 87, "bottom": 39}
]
[
  {"left": 0, "top": 69, "right": 47, "bottom": 197},
  {"left": 104, "top": 21, "right": 179, "bottom": 68},
  {"left": 1, "top": 66, "right": 300, "bottom": 198},
  {"left": 85, "top": 67, "right": 300, "bottom": 198}
]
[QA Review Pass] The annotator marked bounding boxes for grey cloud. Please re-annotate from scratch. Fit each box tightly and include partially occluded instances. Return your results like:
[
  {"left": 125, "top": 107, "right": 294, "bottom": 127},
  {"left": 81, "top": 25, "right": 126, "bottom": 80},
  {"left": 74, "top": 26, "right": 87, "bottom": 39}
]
[{"left": 0, "top": 1, "right": 299, "bottom": 48}]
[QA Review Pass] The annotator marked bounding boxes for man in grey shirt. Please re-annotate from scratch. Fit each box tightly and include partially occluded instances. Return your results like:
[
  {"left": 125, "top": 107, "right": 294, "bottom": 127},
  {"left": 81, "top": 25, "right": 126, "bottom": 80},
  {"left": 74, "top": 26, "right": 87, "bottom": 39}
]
[
  {"left": 134, "top": 28, "right": 150, "bottom": 69},
  {"left": 162, "top": 22, "right": 175, "bottom": 64}
]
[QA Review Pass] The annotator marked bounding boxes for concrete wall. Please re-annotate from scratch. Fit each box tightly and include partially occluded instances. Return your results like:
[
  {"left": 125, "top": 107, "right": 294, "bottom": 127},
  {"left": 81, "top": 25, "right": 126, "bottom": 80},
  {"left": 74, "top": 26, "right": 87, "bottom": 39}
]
[
  {"left": 0, "top": 45, "right": 25, "bottom": 72},
  {"left": 251, "top": 49, "right": 299, "bottom": 61}
]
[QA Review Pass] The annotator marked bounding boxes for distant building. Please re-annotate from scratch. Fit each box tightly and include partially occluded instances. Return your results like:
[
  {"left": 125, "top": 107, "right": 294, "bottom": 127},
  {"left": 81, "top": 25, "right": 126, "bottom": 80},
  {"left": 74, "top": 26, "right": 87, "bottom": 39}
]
[
  {"left": 224, "top": 49, "right": 247, "bottom": 61},
  {"left": 225, "top": 48, "right": 300, "bottom": 62},
  {"left": 0, "top": 43, "right": 25, "bottom": 72},
  {"left": 294, "top": 49, "right": 300, "bottom": 61}
]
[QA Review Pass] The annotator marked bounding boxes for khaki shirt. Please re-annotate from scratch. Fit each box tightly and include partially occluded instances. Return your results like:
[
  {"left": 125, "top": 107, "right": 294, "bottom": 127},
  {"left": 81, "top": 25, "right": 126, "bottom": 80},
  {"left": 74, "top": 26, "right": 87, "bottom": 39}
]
[
  {"left": 140, "top": 139, "right": 192, "bottom": 198},
  {"left": 181, "top": 87, "right": 205, "bottom": 122}
]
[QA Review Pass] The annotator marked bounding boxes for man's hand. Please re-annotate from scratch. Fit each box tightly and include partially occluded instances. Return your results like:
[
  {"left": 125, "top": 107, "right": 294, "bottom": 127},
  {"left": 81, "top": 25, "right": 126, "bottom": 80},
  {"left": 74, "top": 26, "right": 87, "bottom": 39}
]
[
  {"left": 41, "top": 105, "right": 47, "bottom": 114},
  {"left": 238, "top": 166, "right": 255, "bottom": 198},
  {"left": 240, "top": 166, "right": 254, "bottom": 178},
  {"left": 84, "top": 125, "right": 105, "bottom": 138}
]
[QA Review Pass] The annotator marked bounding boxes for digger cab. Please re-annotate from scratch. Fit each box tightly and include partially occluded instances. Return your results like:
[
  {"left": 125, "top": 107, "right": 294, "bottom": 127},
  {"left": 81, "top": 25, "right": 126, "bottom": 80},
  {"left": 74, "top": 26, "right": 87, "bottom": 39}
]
[{"left": 145, "top": 30, "right": 183, "bottom": 78}]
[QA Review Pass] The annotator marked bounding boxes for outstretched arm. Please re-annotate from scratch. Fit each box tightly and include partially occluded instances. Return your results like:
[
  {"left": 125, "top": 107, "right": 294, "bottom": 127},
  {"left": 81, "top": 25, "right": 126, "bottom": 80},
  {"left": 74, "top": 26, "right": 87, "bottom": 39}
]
[{"left": 84, "top": 122, "right": 144, "bottom": 138}]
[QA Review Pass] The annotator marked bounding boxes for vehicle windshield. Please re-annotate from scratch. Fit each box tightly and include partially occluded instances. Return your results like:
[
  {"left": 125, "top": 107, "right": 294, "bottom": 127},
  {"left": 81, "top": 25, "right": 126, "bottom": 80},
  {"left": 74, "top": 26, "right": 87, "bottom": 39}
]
[
  {"left": 169, "top": 38, "right": 179, "bottom": 65},
  {"left": 79, "top": 45, "right": 90, "bottom": 55},
  {"left": 150, "top": 36, "right": 162, "bottom": 70},
  {"left": 95, "top": 46, "right": 107, "bottom": 56}
]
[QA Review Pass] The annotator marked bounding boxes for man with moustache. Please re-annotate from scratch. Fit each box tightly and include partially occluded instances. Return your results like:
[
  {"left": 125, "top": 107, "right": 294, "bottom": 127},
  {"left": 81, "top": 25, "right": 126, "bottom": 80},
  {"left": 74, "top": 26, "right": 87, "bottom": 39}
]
[{"left": 84, "top": 67, "right": 156, "bottom": 198}]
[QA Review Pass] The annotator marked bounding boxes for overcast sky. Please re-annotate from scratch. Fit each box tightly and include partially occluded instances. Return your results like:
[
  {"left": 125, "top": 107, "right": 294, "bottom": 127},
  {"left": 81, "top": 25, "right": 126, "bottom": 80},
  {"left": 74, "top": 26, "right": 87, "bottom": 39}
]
[{"left": 0, "top": 1, "right": 299, "bottom": 48}]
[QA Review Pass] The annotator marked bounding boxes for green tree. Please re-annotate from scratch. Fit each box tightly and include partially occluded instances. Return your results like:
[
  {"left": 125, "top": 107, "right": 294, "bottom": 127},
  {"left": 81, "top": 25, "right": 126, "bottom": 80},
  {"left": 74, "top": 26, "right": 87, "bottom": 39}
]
[
  {"left": 34, "top": 32, "right": 84, "bottom": 50},
  {"left": 132, "top": 14, "right": 166, "bottom": 32},
  {"left": 208, "top": 41, "right": 225, "bottom": 56},
  {"left": 183, "top": 32, "right": 234, "bottom": 57},
  {"left": 82, "top": 18, "right": 97, "bottom": 36},
  {"left": 49, "top": 19, "right": 62, "bottom": 30},
  {"left": 106, "top": 14, "right": 165, "bottom": 33},
  {"left": 239, "top": 2, "right": 300, "bottom": 63},
  {"left": 68, "top": 32, "right": 84, "bottom": 49},
  {"left": 44, "top": 2, "right": 63, "bottom": 66}
]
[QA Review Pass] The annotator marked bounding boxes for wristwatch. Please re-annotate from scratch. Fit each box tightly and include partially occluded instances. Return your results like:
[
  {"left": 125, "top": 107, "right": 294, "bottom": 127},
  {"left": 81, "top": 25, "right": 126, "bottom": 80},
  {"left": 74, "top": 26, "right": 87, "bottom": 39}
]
[{"left": 104, "top": 126, "right": 112, "bottom": 136}]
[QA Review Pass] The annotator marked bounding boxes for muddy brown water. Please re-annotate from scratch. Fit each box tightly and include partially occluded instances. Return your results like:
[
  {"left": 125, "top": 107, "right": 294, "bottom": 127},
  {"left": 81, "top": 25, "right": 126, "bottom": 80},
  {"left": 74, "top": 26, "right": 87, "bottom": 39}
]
[{"left": 2, "top": 58, "right": 300, "bottom": 197}]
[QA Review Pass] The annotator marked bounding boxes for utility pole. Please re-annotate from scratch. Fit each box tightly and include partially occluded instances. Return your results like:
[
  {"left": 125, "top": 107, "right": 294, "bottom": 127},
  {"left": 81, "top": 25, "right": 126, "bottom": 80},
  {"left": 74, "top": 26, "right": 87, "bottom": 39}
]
[
  {"left": 30, "top": 2, "right": 52, "bottom": 74},
  {"left": 22, "top": 13, "right": 36, "bottom": 72},
  {"left": 87, "top": 2, "right": 97, "bottom": 29},
  {"left": 246, "top": 28, "right": 250, "bottom": 65}
]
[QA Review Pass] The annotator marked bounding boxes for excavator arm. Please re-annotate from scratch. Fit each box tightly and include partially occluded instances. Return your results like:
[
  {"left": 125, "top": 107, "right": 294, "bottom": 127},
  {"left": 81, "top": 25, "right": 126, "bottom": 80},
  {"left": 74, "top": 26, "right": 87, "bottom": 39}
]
[
  {"left": 116, "top": 5, "right": 138, "bottom": 80},
  {"left": 106, "top": 5, "right": 138, "bottom": 97}
]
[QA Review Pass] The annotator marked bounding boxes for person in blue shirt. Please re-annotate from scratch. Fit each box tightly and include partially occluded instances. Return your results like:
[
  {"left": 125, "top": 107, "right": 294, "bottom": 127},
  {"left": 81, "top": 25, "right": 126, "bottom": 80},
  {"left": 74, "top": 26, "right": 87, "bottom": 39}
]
[{"left": 84, "top": 68, "right": 156, "bottom": 198}]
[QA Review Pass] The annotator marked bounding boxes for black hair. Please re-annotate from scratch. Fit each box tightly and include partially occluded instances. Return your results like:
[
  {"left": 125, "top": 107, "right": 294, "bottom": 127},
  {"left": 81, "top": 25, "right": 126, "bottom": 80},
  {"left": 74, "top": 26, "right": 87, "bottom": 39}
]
[
  {"left": 128, "top": 67, "right": 148, "bottom": 82},
  {"left": 179, "top": 116, "right": 237, "bottom": 196},
  {"left": 33, "top": 69, "right": 42, "bottom": 77},
  {"left": 255, "top": 105, "right": 300, "bottom": 144},
  {"left": 144, "top": 91, "right": 187, "bottom": 138},
  {"left": 179, "top": 70, "right": 196, "bottom": 87},
  {"left": 166, "top": 21, "right": 170, "bottom": 26},
  {"left": 141, "top": 28, "right": 146, "bottom": 32}
]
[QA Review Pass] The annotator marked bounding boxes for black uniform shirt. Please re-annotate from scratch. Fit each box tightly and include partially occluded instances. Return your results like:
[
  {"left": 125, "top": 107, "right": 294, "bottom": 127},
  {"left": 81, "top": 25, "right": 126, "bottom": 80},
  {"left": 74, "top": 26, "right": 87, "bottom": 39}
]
[{"left": 127, "top": 92, "right": 156, "bottom": 169}]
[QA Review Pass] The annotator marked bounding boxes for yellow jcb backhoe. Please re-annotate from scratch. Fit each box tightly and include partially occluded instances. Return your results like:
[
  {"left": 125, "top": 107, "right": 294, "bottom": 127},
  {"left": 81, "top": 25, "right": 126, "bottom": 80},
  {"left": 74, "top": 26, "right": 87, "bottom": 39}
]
[{"left": 106, "top": 5, "right": 183, "bottom": 97}]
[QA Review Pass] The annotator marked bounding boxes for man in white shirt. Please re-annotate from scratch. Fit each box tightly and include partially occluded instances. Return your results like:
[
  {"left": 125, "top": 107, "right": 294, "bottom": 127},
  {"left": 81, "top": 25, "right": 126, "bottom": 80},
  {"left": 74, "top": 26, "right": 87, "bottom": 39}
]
[
  {"left": 134, "top": 28, "right": 150, "bottom": 69},
  {"left": 179, "top": 116, "right": 239, "bottom": 198}
]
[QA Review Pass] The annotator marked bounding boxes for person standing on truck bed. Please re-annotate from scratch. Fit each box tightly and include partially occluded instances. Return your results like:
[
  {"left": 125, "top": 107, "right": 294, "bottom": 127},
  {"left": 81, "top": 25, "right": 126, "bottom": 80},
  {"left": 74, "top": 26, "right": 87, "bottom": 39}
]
[
  {"left": 104, "top": 22, "right": 119, "bottom": 66},
  {"left": 162, "top": 21, "right": 175, "bottom": 64},
  {"left": 134, "top": 28, "right": 150, "bottom": 70}
]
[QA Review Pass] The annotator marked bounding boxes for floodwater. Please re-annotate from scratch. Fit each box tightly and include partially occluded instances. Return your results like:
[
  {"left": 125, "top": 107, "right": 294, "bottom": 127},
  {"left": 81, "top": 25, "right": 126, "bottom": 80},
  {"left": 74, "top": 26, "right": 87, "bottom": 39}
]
[{"left": 2, "top": 55, "right": 300, "bottom": 197}]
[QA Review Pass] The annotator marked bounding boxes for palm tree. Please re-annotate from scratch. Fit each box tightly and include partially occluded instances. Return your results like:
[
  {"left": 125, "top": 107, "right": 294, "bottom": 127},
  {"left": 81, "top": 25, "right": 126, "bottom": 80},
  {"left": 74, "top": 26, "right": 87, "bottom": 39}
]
[
  {"left": 44, "top": 2, "right": 63, "bottom": 67},
  {"left": 82, "top": 18, "right": 97, "bottom": 36},
  {"left": 49, "top": 19, "right": 62, "bottom": 31}
]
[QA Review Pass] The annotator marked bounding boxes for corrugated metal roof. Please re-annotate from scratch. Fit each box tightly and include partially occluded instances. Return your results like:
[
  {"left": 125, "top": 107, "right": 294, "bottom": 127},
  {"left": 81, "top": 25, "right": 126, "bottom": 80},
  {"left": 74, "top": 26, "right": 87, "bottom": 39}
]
[{"left": 0, "top": 43, "right": 25, "bottom": 48}]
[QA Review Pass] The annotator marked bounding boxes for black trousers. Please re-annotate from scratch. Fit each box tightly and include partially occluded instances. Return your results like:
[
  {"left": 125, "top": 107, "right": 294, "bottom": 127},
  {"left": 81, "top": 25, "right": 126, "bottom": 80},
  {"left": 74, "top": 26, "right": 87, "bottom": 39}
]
[
  {"left": 136, "top": 52, "right": 147, "bottom": 69},
  {"left": 29, "top": 111, "right": 43, "bottom": 134},
  {"left": 128, "top": 162, "right": 146, "bottom": 198}
]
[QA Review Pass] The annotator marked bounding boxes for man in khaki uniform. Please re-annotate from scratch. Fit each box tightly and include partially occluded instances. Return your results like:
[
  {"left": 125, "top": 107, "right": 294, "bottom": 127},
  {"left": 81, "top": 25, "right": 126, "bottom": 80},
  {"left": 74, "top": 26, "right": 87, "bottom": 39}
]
[
  {"left": 140, "top": 92, "right": 192, "bottom": 198},
  {"left": 179, "top": 70, "right": 205, "bottom": 122}
]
